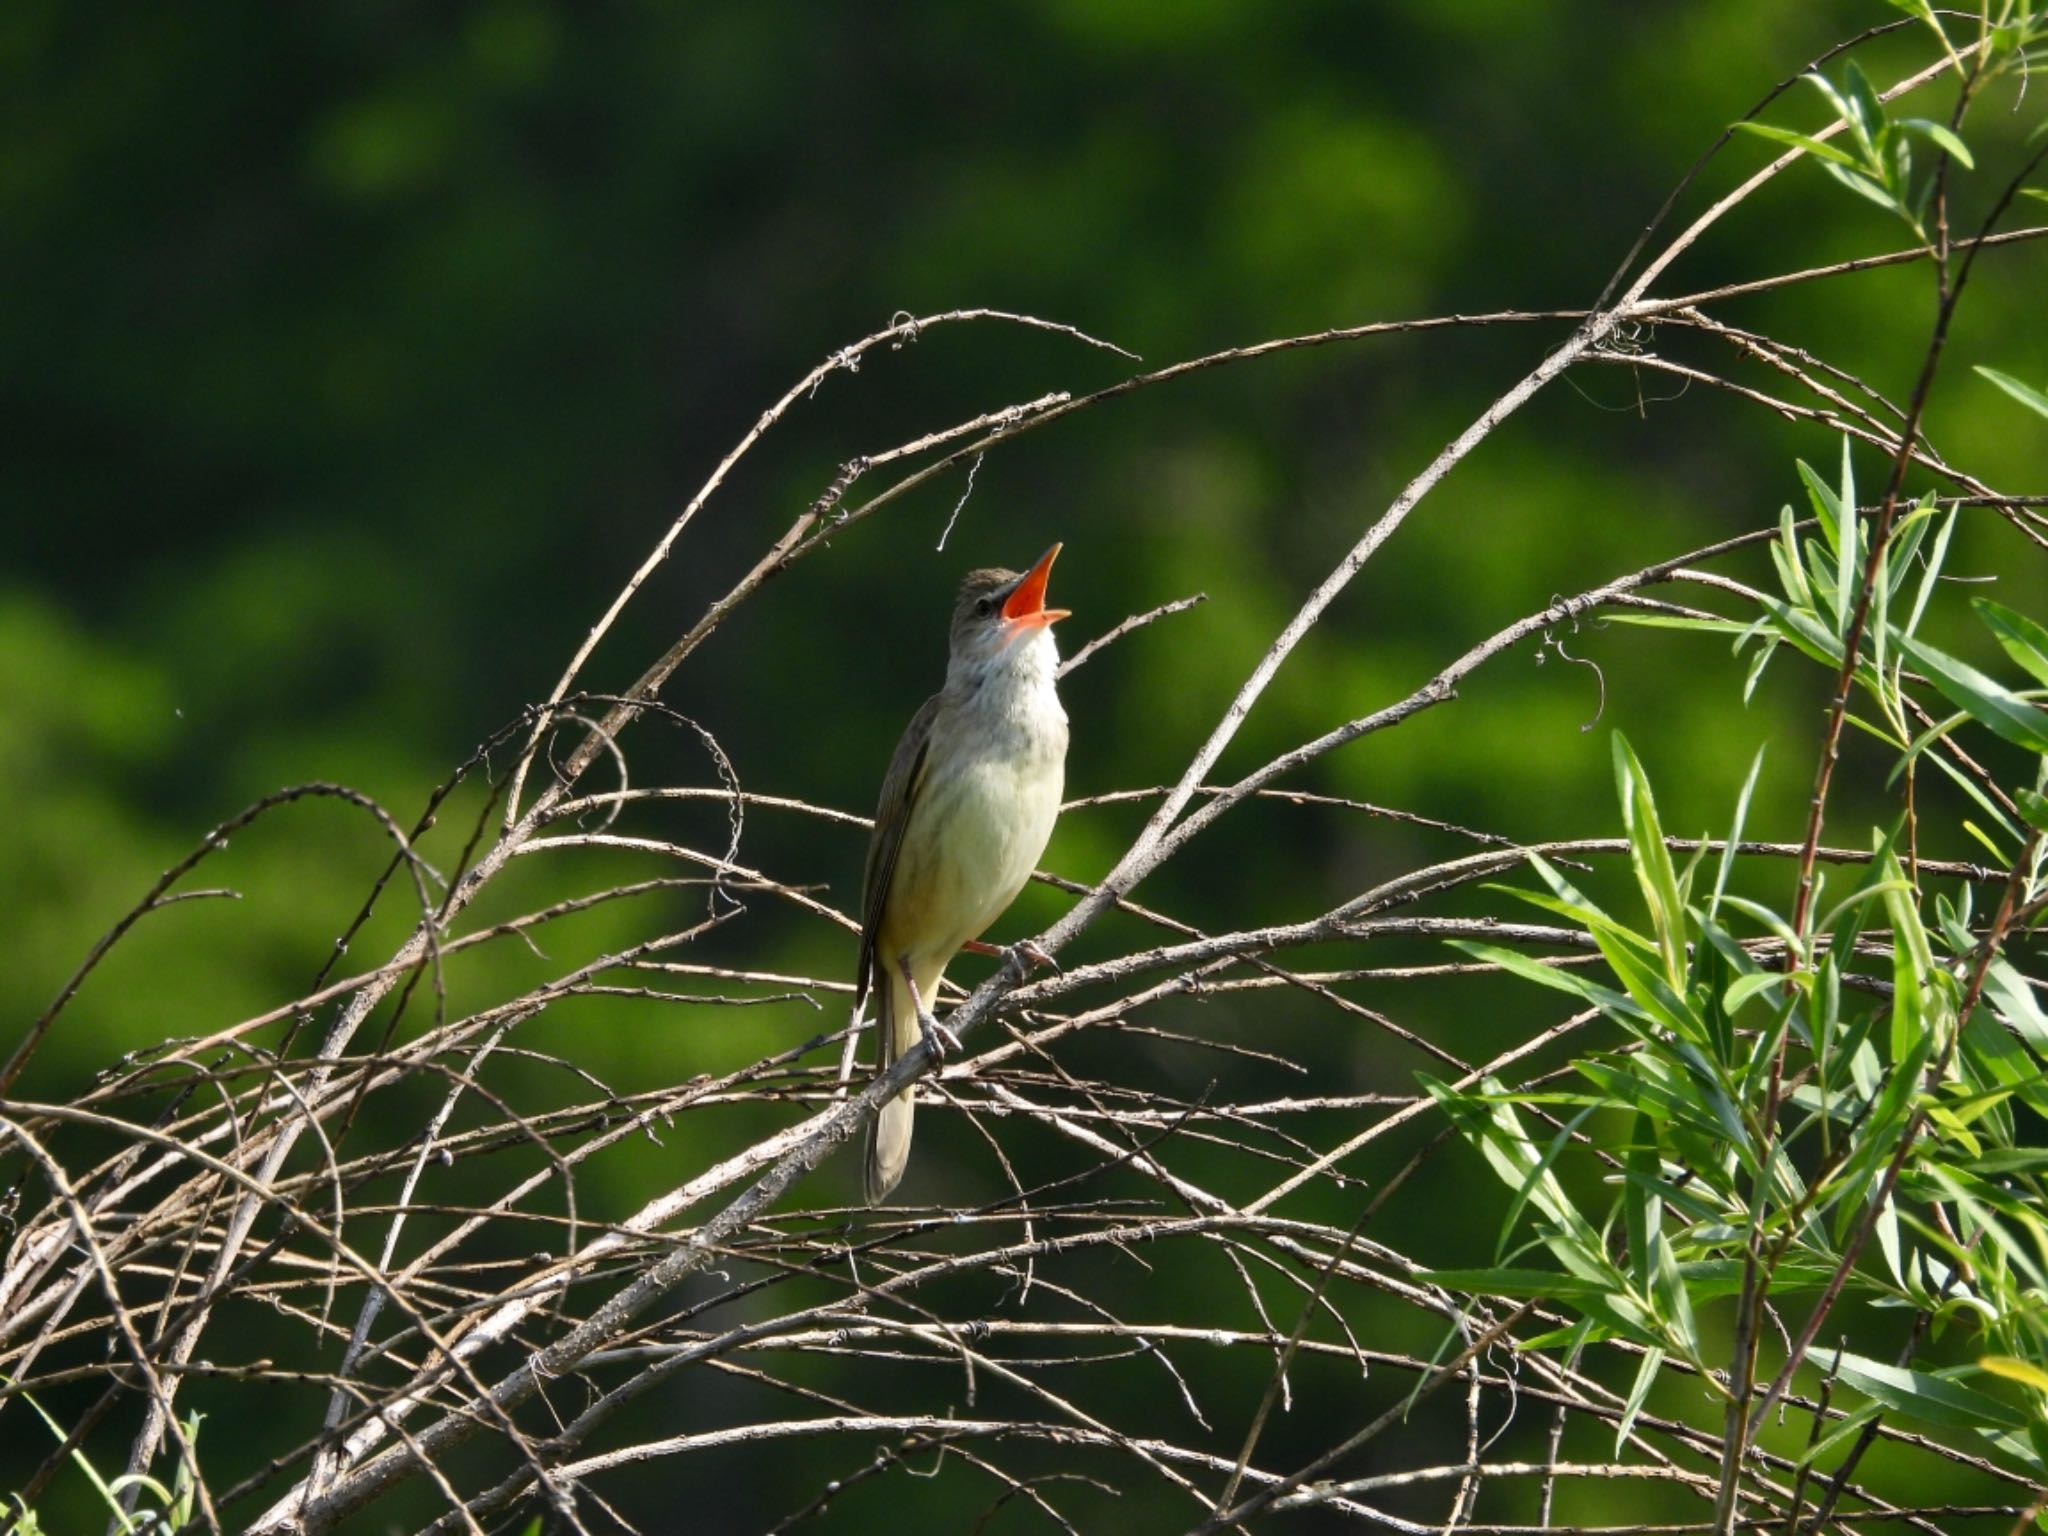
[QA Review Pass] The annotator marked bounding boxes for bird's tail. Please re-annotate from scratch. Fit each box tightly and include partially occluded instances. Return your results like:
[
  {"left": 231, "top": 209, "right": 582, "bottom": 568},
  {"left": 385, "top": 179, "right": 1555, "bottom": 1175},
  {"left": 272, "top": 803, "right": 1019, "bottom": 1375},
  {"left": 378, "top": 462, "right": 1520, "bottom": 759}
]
[{"left": 863, "top": 965, "right": 920, "bottom": 1204}]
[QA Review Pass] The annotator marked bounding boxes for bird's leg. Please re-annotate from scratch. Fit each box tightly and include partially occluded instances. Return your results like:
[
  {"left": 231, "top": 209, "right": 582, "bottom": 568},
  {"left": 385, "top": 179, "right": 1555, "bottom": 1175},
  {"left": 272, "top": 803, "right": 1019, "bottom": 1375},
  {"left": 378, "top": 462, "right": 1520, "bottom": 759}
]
[
  {"left": 898, "top": 956, "right": 961, "bottom": 1060},
  {"left": 962, "top": 937, "right": 1059, "bottom": 976}
]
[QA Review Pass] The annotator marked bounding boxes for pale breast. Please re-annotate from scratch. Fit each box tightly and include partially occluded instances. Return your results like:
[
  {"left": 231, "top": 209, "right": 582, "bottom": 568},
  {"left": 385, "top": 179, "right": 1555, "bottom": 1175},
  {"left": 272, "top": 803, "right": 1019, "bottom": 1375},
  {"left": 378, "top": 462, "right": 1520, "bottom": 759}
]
[{"left": 882, "top": 672, "right": 1067, "bottom": 970}]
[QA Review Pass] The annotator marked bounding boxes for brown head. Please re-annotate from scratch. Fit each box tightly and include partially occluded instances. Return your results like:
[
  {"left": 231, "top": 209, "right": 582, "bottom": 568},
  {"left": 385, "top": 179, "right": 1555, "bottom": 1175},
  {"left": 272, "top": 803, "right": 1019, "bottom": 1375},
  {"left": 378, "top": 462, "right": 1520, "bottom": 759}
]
[{"left": 947, "top": 544, "right": 1071, "bottom": 658}]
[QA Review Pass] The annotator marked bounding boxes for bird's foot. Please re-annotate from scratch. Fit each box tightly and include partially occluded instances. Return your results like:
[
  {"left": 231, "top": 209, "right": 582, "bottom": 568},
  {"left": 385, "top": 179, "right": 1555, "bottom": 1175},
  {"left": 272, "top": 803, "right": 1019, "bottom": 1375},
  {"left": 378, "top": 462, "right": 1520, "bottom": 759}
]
[
  {"left": 1002, "top": 939, "right": 1059, "bottom": 979},
  {"left": 918, "top": 1009, "right": 963, "bottom": 1061},
  {"left": 898, "top": 965, "right": 962, "bottom": 1061}
]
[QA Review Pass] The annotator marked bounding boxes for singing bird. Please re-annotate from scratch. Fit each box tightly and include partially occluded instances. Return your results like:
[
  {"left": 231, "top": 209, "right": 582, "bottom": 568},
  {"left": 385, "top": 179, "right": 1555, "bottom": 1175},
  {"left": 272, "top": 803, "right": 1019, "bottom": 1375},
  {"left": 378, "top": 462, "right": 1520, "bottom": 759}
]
[{"left": 857, "top": 544, "right": 1072, "bottom": 1203}]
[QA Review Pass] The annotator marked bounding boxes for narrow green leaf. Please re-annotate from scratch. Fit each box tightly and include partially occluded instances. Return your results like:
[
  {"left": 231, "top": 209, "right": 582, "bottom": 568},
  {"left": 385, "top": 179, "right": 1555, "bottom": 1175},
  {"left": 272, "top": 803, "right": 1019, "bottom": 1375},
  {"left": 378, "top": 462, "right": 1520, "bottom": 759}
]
[
  {"left": 1898, "top": 633, "right": 2048, "bottom": 754},
  {"left": 1898, "top": 117, "right": 1974, "bottom": 168},
  {"left": 2017, "top": 787, "right": 2048, "bottom": 835},
  {"left": 1835, "top": 1351, "right": 2027, "bottom": 1431},
  {"left": 1841, "top": 62, "right": 1888, "bottom": 150},
  {"left": 1743, "top": 634, "right": 1780, "bottom": 702},
  {"left": 1604, "top": 613, "right": 1750, "bottom": 635},
  {"left": 1613, "top": 733, "right": 1688, "bottom": 987},
  {"left": 1421, "top": 1077, "right": 1602, "bottom": 1252},
  {"left": 1904, "top": 498, "right": 1956, "bottom": 640},
  {"left": 1525, "top": 852, "right": 1614, "bottom": 924},
  {"left": 1649, "top": 1226, "right": 1698, "bottom": 1355},
  {"left": 1884, "top": 498, "right": 1936, "bottom": 602},
  {"left": 1777, "top": 504, "right": 1814, "bottom": 607},
  {"left": 1876, "top": 1188, "right": 1906, "bottom": 1288},
  {"left": 1820, "top": 159, "right": 1909, "bottom": 217},
  {"left": 1724, "top": 971, "right": 1784, "bottom": 1014},
  {"left": 1710, "top": 745, "right": 1766, "bottom": 921},
  {"left": 1733, "top": 119, "right": 1864, "bottom": 169},
  {"left": 1417, "top": 1266, "right": 1617, "bottom": 1301},
  {"left": 1617, "top": 1346, "right": 1664, "bottom": 1455},
  {"left": 1797, "top": 456, "right": 1844, "bottom": 555},
  {"left": 1799, "top": 445, "right": 1857, "bottom": 638},
  {"left": 1718, "top": 893, "right": 1803, "bottom": 954},
  {"left": 1624, "top": 1111, "right": 1658, "bottom": 1299},
  {"left": 1982, "top": 1356, "right": 2048, "bottom": 1394},
  {"left": 1982, "top": 956, "right": 2048, "bottom": 1048},
  {"left": 1448, "top": 940, "right": 1641, "bottom": 1020},
  {"left": 1758, "top": 591, "right": 1845, "bottom": 667},
  {"left": 1975, "top": 598, "right": 2048, "bottom": 690},
  {"left": 1881, "top": 843, "right": 1933, "bottom": 1060},
  {"left": 1977, "top": 366, "right": 2048, "bottom": 421}
]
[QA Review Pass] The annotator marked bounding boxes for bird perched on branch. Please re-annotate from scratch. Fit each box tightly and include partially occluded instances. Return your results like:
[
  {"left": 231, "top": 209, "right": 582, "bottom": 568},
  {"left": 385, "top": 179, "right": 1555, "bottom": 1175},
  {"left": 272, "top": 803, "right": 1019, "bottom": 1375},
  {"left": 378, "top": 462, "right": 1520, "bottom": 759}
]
[{"left": 857, "top": 544, "right": 1071, "bottom": 1203}]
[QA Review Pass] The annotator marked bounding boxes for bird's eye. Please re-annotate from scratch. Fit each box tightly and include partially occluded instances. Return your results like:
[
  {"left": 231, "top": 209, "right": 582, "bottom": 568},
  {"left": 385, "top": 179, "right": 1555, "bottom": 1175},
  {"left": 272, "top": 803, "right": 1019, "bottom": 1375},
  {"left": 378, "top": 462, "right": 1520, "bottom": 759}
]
[{"left": 975, "top": 596, "right": 996, "bottom": 617}]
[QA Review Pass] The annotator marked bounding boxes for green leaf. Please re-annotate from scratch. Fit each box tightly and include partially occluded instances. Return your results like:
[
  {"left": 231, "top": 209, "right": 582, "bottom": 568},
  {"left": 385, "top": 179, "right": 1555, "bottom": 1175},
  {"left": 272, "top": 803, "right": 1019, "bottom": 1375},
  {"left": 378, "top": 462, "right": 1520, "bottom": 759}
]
[
  {"left": 1617, "top": 1346, "right": 1664, "bottom": 1455},
  {"left": 1821, "top": 159, "right": 1908, "bottom": 218},
  {"left": 1418, "top": 1266, "right": 1618, "bottom": 1301},
  {"left": 1835, "top": 1351, "right": 2027, "bottom": 1432},
  {"left": 1898, "top": 633, "right": 2048, "bottom": 755},
  {"left": 1982, "top": 1356, "right": 2048, "bottom": 1394},
  {"left": 1710, "top": 744, "right": 1766, "bottom": 922},
  {"left": 1743, "top": 633, "right": 1780, "bottom": 702},
  {"left": 1734, "top": 119, "right": 1865, "bottom": 168},
  {"left": 1982, "top": 956, "right": 2048, "bottom": 1048},
  {"left": 1799, "top": 447, "right": 1859, "bottom": 636},
  {"left": 1758, "top": 591, "right": 1845, "bottom": 668},
  {"left": 1879, "top": 843, "right": 1934, "bottom": 1060},
  {"left": 1449, "top": 940, "right": 1640, "bottom": 1020},
  {"left": 1525, "top": 852, "right": 1614, "bottom": 924},
  {"left": 1884, "top": 497, "right": 1937, "bottom": 603},
  {"left": 1975, "top": 598, "right": 2048, "bottom": 690},
  {"left": 1421, "top": 1077, "right": 1602, "bottom": 1253},
  {"left": 1840, "top": 62, "right": 1887, "bottom": 151},
  {"left": 1897, "top": 117, "right": 1974, "bottom": 168},
  {"left": 1613, "top": 733, "right": 1688, "bottom": 987},
  {"left": 1977, "top": 366, "right": 2048, "bottom": 422},
  {"left": 1718, "top": 893, "right": 1803, "bottom": 956},
  {"left": 1724, "top": 971, "right": 1784, "bottom": 1015},
  {"left": 1904, "top": 498, "right": 1958, "bottom": 640},
  {"left": 1776, "top": 504, "right": 1814, "bottom": 607},
  {"left": 1605, "top": 613, "right": 1751, "bottom": 636},
  {"left": 1798, "top": 456, "right": 1845, "bottom": 554},
  {"left": 2017, "top": 788, "right": 2048, "bottom": 835},
  {"left": 1623, "top": 1111, "right": 1660, "bottom": 1298}
]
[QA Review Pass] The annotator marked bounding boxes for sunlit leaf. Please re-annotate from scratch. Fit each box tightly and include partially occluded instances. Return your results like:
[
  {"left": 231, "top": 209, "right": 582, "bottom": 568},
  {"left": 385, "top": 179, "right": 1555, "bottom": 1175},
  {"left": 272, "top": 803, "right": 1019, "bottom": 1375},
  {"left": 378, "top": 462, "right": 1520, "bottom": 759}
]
[
  {"left": 1835, "top": 1352, "right": 2028, "bottom": 1431},
  {"left": 1981, "top": 1356, "right": 2048, "bottom": 1394}
]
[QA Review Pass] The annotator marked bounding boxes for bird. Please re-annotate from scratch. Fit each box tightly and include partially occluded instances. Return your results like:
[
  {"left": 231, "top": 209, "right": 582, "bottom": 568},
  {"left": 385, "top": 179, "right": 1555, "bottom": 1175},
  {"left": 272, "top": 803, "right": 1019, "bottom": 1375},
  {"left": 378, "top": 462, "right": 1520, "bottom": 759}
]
[{"left": 856, "top": 544, "right": 1072, "bottom": 1204}]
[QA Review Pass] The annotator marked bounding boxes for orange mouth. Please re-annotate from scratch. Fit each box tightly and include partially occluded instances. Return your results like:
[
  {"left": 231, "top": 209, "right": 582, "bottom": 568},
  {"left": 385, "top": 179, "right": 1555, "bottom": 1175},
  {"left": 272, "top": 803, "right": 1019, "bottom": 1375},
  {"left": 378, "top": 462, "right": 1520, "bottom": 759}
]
[{"left": 1001, "top": 543, "right": 1071, "bottom": 629}]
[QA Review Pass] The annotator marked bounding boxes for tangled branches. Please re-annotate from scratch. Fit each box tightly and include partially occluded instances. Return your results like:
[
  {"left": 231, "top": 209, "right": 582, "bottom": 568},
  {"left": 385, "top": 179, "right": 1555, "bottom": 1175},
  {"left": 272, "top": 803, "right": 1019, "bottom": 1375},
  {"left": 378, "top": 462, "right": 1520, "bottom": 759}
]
[{"left": 7, "top": 14, "right": 2048, "bottom": 1536}]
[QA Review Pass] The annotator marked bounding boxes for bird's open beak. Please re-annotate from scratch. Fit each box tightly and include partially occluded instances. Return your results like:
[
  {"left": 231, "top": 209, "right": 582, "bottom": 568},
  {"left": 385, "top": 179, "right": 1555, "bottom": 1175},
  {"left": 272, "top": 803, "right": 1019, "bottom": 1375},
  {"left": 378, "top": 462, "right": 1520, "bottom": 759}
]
[{"left": 1001, "top": 543, "right": 1071, "bottom": 629}]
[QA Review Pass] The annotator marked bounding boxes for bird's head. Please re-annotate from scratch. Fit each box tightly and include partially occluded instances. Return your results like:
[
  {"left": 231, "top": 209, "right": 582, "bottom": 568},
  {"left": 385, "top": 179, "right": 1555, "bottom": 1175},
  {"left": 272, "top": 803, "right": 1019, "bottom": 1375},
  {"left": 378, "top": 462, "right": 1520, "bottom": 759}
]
[{"left": 947, "top": 544, "right": 1071, "bottom": 672}]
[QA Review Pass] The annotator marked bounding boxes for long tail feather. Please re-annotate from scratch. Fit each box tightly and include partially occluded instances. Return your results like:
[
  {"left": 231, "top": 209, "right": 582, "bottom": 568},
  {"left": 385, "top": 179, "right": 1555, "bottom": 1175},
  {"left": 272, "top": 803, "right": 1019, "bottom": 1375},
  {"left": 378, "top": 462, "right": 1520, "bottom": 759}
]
[{"left": 863, "top": 967, "right": 918, "bottom": 1203}]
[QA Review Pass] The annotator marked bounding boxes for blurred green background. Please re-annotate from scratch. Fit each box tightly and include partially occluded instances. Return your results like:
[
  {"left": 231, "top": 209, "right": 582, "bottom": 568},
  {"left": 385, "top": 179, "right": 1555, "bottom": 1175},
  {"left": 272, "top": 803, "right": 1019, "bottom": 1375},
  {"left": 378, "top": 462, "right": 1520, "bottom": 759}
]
[{"left": 6, "top": 0, "right": 2048, "bottom": 1530}]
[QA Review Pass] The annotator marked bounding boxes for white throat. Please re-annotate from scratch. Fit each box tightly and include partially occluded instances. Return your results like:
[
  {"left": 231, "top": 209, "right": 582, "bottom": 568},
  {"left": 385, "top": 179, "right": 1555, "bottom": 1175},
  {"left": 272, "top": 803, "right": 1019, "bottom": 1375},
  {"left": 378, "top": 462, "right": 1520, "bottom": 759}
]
[{"left": 948, "top": 624, "right": 1061, "bottom": 698}]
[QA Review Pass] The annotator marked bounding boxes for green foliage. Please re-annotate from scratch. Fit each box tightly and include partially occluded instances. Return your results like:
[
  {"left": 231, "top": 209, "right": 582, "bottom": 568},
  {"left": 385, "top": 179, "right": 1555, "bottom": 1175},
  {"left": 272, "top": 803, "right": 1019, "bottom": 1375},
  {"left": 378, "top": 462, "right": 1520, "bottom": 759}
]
[
  {"left": 6, "top": 2, "right": 2048, "bottom": 1532},
  {"left": 3, "top": 1376, "right": 202, "bottom": 1536},
  {"left": 1436, "top": 433, "right": 2048, "bottom": 1485}
]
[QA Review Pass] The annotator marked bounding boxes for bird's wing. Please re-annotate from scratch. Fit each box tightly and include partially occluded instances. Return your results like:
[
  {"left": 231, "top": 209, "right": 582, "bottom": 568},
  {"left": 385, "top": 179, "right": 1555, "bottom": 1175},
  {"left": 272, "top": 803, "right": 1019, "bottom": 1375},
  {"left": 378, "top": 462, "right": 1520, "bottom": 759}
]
[{"left": 856, "top": 692, "right": 941, "bottom": 1014}]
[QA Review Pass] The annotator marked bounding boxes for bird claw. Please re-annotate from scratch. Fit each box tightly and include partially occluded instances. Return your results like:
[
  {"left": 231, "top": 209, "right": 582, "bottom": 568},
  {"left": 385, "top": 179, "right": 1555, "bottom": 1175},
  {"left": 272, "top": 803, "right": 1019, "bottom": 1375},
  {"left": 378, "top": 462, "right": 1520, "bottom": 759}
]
[
  {"left": 1003, "top": 939, "right": 1059, "bottom": 978},
  {"left": 918, "top": 1010, "right": 963, "bottom": 1061}
]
